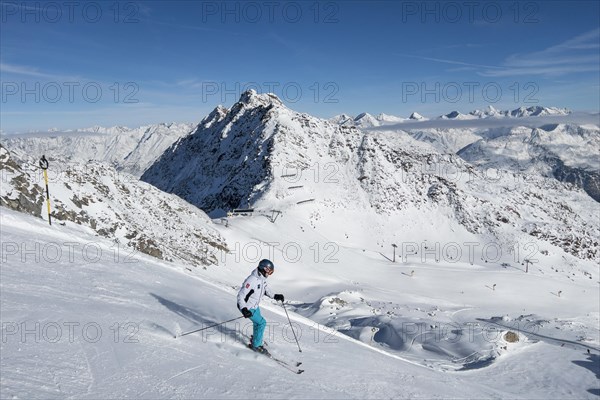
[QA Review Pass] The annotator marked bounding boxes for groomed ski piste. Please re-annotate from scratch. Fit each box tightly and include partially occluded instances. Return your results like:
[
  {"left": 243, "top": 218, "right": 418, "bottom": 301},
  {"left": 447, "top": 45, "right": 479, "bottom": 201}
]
[{"left": 1, "top": 206, "right": 598, "bottom": 399}]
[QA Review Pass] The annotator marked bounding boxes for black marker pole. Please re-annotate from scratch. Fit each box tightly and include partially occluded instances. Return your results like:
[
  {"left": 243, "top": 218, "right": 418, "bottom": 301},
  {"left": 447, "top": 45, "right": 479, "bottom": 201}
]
[{"left": 39, "top": 155, "right": 51, "bottom": 225}]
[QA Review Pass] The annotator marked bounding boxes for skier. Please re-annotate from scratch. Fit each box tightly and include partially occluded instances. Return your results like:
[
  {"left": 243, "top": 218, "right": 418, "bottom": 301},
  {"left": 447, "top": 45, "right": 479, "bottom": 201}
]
[{"left": 237, "top": 259, "right": 284, "bottom": 354}]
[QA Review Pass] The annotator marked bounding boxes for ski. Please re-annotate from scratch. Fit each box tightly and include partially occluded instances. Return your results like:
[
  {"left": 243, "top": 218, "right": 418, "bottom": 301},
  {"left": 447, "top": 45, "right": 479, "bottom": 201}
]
[
  {"left": 247, "top": 336, "right": 301, "bottom": 366},
  {"left": 275, "top": 357, "right": 302, "bottom": 368},
  {"left": 248, "top": 344, "right": 304, "bottom": 374},
  {"left": 271, "top": 356, "right": 304, "bottom": 374},
  {"left": 270, "top": 354, "right": 302, "bottom": 368}
]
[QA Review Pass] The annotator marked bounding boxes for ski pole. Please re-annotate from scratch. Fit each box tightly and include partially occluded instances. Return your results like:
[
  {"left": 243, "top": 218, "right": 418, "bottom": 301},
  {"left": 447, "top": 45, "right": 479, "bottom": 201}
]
[
  {"left": 281, "top": 302, "right": 302, "bottom": 353},
  {"left": 177, "top": 316, "right": 244, "bottom": 338}
]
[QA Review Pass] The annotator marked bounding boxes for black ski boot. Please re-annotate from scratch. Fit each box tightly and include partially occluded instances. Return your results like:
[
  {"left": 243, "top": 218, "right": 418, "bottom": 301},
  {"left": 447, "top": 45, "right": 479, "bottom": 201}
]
[
  {"left": 249, "top": 335, "right": 268, "bottom": 347},
  {"left": 252, "top": 345, "right": 270, "bottom": 356}
]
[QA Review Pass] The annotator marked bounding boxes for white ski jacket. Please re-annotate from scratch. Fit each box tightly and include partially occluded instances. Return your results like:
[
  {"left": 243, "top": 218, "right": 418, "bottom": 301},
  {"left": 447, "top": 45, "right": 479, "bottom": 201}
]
[{"left": 237, "top": 269, "right": 273, "bottom": 310}]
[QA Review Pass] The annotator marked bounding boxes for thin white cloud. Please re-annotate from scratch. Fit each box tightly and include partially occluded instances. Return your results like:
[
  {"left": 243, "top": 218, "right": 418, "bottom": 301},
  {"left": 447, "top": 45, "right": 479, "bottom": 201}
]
[
  {"left": 401, "top": 55, "right": 502, "bottom": 70},
  {"left": 483, "top": 28, "right": 600, "bottom": 76},
  {"left": 481, "top": 64, "right": 599, "bottom": 77},
  {"left": 143, "top": 19, "right": 246, "bottom": 37},
  {"left": 0, "top": 63, "right": 57, "bottom": 79},
  {"left": 0, "top": 63, "right": 81, "bottom": 80},
  {"left": 176, "top": 78, "right": 199, "bottom": 86},
  {"left": 502, "top": 55, "right": 599, "bottom": 68},
  {"left": 405, "top": 29, "right": 600, "bottom": 78}
]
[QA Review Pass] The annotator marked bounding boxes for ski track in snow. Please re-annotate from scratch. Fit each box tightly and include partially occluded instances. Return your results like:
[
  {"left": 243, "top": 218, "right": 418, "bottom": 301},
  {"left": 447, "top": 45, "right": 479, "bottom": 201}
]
[{"left": 480, "top": 318, "right": 600, "bottom": 353}]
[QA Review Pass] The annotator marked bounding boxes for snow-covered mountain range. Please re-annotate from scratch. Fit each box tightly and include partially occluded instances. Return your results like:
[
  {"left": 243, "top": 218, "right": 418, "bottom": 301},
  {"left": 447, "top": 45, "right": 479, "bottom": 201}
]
[
  {"left": 458, "top": 123, "right": 600, "bottom": 202},
  {"left": 332, "top": 106, "right": 571, "bottom": 128},
  {"left": 329, "top": 108, "right": 598, "bottom": 203},
  {"left": 142, "top": 90, "right": 598, "bottom": 263},
  {"left": 1, "top": 122, "right": 195, "bottom": 177},
  {"left": 2, "top": 93, "right": 597, "bottom": 263},
  {"left": 1, "top": 91, "right": 599, "bottom": 399},
  {"left": 0, "top": 144, "right": 226, "bottom": 266},
  {"left": 368, "top": 120, "right": 600, "bottom": 202}
]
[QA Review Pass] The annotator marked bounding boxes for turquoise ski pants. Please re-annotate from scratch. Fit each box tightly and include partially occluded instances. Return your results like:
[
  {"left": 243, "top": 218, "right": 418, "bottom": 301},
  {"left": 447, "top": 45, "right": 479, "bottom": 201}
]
[{"left": 249, "top": 307, "right": 266, "bottom": 348}]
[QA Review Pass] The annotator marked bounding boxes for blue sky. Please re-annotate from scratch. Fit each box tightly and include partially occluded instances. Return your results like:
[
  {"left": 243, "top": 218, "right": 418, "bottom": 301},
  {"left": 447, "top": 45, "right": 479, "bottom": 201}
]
[{"left": 1, "top": 0, "right": 599, "bottom": 132}]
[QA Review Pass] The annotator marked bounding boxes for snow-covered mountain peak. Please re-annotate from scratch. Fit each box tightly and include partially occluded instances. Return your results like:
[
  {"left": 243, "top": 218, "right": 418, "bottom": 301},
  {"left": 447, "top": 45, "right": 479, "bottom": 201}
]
[
  {"left": 469, "top": 105, "right": 503, "bottom": 118},
  {"left": 143, "top": 90, "right": 354, "bottom": 214},
  {"left": 509, "top": 106, "right": 571, "bottom": 118},
  {"left": 201, "top": 105, "right": 229, "bottom": 128},
  {"left": 444, "top": 111, "right": 461, "bottom": 119},
  {"left": 238, "top": 89, "right": 284, "bottom": 109},
  {"left": 329, "top": 112, "right": 405, "bottom": 127},
  {"left": 329, "top": 114, "right": 354, "bottom": 126},
  {"left": 353, "top": 112, "right": 380, "bottom": 127},
  {"left": 440, "top": 110, "right": 475, "bottom": 120},
  {"left": 409, "top": 112, "right": 426, "bottom": 120},
  {"left": 376, "top": 113, "right": 404, "bottom": 123},
  {"left": 81, "top": 125, "right": 131, "bottom": 135}
]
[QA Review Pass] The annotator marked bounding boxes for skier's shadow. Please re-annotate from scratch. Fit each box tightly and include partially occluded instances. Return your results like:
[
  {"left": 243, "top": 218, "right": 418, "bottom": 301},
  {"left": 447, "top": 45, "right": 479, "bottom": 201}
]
[
  {"left": 572, "top": 353, "right": 600, "bottom": 396},
  {"left": 150, "top": 293, "right": 248, "bottom": 344}
]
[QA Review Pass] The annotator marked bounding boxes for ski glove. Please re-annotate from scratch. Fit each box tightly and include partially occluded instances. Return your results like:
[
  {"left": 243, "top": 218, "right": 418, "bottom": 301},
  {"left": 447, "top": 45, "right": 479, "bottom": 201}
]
[
  {"left": 274, "top": 294, "right": 285, "bottom": 302},
  {"left": 241, "top": 307, "right": 252, "bottom": 318}
]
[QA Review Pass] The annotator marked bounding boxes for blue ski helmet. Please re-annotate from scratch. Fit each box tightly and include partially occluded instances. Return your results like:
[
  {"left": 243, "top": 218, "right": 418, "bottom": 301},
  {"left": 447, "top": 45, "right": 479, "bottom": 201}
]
[{"left": 258, "top": 259, "right": 274, "bottom": 275}]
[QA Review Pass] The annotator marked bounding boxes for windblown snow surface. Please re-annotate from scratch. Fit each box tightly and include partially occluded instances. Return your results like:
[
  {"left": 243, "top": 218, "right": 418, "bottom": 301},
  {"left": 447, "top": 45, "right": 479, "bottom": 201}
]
[{"left": 1, "top": 207, "right": 598, "bottom": 399}]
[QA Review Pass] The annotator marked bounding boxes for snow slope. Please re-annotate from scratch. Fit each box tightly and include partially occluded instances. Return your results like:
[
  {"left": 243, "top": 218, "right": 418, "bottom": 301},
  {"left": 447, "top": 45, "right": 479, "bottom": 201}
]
[
  {"left": 0, "top": 144, "right": 226, "bottom": 267},
  {"left": 1, "top": 207, "right": 598, "bottom": 399}
]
